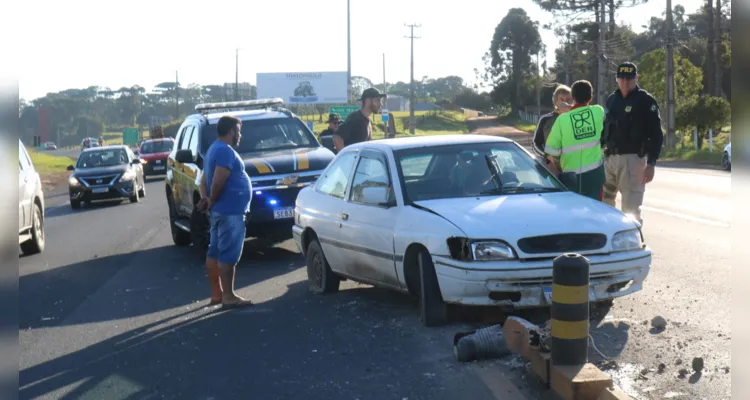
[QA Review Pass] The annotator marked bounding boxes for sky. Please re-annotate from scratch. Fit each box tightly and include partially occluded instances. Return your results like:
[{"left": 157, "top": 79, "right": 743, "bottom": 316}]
[{"left": 6, "top": 0, "right": 705, "bottom": 101}]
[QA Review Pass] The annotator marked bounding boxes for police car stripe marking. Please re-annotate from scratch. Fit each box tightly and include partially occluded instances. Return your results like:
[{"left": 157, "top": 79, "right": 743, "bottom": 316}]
[
  {"left": 297, "top": 151, "right": 310, "bottom": 170},
  {"left": 248, "top": 159, "right": 271, "bottom": 174}
]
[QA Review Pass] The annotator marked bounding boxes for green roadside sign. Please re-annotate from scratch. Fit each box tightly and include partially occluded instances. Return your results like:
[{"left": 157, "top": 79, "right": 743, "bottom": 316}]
[
  {"left": 330, "top": 106, "right": 358, "bottom": 120},
  {"left": 123, "top": 128, "right": 139, "bottom": 145}
]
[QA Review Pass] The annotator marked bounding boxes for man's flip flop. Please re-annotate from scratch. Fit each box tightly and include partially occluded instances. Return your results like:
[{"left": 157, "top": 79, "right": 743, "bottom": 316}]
[
  {"left": 221, "top": 299, "right": 254, "bottom": 309},
  {"left": 208, "top": 299, "right": 222, "bottom": 306}
]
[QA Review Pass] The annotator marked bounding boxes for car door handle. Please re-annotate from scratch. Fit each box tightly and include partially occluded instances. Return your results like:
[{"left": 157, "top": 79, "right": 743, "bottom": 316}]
[{"left": 340, "top": 212, "right": 349, "bottom": 221}]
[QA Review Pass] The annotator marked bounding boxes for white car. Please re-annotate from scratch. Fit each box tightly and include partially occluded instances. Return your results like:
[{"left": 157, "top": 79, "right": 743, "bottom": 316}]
[
  {"left": 292, "top": 135, "right": 652, "bottom": 326},
  {"left": 19, "top": 139, "right": 45, "bottom": 255},
  {"left": 722, "top": 143, "right": 731, "bottom": 171}
]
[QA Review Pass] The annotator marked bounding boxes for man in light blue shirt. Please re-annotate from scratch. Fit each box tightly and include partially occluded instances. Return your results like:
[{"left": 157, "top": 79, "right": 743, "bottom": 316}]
[{"left": 198, "top": 115, "right": 253, "bottom": 309}]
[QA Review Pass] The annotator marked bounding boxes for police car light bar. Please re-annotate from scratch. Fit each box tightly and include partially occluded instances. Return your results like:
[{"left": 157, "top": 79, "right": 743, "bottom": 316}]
[{"left": 194, "top": 98, "right": 285, "bottom": 114}]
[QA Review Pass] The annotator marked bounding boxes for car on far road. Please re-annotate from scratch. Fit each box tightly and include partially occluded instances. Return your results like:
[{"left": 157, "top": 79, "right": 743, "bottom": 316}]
[
  {"left": 293, "top": 135, "right": 652, "bottom": 326},
  {"left": 43, "top": 142, "right": 57, "bottom": 150},
  {"left": 67, "top": 145, "right": 146, "bottom": 209},
  {"left": 137, "top": 137, "right": 174, "bottom": 176},
  {"left": 722, "top": 143, "right": 731, "bottom": 171},
  {"left": 81, "top": 137, "right": 99, "bottom": 150},
  {"left": 19, "top": 139, "right": 45, "bottom": 255}
]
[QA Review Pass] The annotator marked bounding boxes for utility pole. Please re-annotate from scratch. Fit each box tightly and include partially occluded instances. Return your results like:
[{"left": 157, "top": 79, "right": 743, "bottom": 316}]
[
  {"left": 536, "top": 49, "right": 541, "bottom": 116},
  {"left": 175, "top": 71, "right": 179, "bottom": 120},
  {"left": 597, "top": 0, "right": 607, "bottom": 105},
  {"left": 235, "top": 48, "right": 240, "bottom": 101},
  {"left": 665, "top": 0, "right": 676, "bottom": 148},
  {"left": 382, "top": 53, "right": 386, "bottom": 95},
  {"left": 347, "top": 0, "right": 352, "bottom": 104},
  {"left": 565, "top": 33, "right": 571, "bottom": 85},
  {"left": 405, "top": 23, "right": 420, "bottom": 135}
]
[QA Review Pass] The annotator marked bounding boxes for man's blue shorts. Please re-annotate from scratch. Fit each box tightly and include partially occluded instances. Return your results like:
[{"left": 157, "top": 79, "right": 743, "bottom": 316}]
[{"left": 206, "top": 211, "right": 246, "bottom": 265}]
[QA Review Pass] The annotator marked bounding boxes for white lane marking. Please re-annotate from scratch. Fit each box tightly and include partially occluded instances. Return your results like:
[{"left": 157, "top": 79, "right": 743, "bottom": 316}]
[{"left": 641, "top": 205, "right": 730, "bottom": 228}]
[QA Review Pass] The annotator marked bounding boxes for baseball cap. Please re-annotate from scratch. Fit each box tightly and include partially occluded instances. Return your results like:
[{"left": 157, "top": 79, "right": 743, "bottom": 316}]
[
  {"left": 327, "top": 113, "right": 341, "bottom": 122},
  {"left": 360, "top": 87, "right": 387, "bottom": 101},
  {"left": 616, "top": 62, "right": 637, "bottom": 79}
]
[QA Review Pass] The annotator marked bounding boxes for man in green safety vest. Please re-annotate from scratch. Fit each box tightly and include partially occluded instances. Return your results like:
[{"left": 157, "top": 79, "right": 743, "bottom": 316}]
[{"left": 544, "top": 80, "right": 606, "bottom": 200}]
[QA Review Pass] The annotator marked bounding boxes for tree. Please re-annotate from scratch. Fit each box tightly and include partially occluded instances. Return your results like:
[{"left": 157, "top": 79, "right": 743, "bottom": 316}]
[
  {"left": 487, "top": 8, "right": 542, "bottom": 113},
  {"left": 637, "top": 48, "right": 703, "bottom": 112},
  {"left": 676, "top": 95, "right": 730, "bottom": 148}
]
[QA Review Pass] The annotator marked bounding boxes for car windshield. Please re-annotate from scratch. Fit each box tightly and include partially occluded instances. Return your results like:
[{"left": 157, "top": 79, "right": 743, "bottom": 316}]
[
  {"left": 201, "top": 117, "right": 318, "bottom": 154},
  {"left": 395, "top": 141, "right": 566, "bottom": 202},
  {"left": 141, "top": 140, "right": 173, "bottom": 154},
  {"left": 76, "top": 149, "right": 128, "bottom": 168}
]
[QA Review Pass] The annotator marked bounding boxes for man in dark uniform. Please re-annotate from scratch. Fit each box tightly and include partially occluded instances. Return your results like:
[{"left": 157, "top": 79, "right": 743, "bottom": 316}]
[
  {"left": 601, "top": 61, "right": 664, "bottom": 224},
  {"left": 333, "top": 87, "right": 386, "bottom": 152},
  {"left": 318, "top": 113, "right": 340, "bottom": 153}
]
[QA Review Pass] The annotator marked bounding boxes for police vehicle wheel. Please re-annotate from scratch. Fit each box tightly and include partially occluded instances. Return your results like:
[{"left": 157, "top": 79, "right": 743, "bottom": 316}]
[
  {"left": 306, "top": 239, "right": 340, "bottom": 294},
  {"left": 70, "top": 200, "right": 81, "bottom": 209},
  {"left": 190, "top": 207, "right": 210, "bottom": 257},
  {"left": 418, "top": 249, "right": 448, "bottom": 327},
  {"left": 167, "top": 193, "right": 191, "bottom": 246}
]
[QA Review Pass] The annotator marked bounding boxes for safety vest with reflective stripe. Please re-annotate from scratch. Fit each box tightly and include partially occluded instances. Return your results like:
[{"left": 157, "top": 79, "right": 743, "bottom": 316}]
[{"left": 544, "top": 105, "right": 604, "bottom": 174}]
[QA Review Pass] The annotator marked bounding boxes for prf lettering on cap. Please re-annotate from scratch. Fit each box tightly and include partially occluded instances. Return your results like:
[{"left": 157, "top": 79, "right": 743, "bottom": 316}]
[{"left": 619, "top": 66, "right": 634, "bottom": 73}]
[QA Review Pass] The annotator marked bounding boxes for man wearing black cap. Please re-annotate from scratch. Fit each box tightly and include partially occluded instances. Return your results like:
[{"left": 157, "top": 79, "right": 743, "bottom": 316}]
[
  {"left": 318, "top": 113, "right": 340, "bottom": 153},
  {"left": 333, "top": 87, "right": 386, "bottom": 152},
  {"left": 601, "top": 61, "right": 664, "bottom": 225}
]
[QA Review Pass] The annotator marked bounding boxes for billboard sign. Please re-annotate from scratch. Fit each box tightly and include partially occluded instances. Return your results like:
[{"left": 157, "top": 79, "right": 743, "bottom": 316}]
[
  {"left": 256, "top": 72, "right": 348, "bottom": 104},
  {"left": 330, "top": 106, "right": 359, "bottom": 120}
]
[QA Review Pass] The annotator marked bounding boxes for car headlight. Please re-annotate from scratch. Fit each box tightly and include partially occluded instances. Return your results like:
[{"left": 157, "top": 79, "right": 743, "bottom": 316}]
[
  {"left": 120, "top": 170, "right": 136, "bottom": 182},
  {"left": 68, "top": 176, "right": 80, "bottom": 186},
  {"left": 611, "top": 229, "right": 643, "bottom": 252},
  {"left": 470, "top": 240, "right": 517, "bottom": 261}
]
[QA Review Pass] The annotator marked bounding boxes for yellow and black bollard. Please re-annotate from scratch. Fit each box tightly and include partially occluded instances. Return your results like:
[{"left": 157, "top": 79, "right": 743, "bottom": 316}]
[{"left": 550, "top": 253, "right": 590, "bottom": 366}]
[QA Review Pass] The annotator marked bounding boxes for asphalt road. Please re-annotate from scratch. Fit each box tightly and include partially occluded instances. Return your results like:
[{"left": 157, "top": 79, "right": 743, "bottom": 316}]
[
  {"left": 19, "top": 177, "right": 544, "bottom": 400},
  {"left": 22, "top": 142, "right": 731, "bottom": 399}
]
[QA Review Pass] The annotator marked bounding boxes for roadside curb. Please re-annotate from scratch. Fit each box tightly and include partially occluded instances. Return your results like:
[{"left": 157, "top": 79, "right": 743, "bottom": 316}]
[{"left": 503, "top": 317, "right": 634, "bottom": 400}]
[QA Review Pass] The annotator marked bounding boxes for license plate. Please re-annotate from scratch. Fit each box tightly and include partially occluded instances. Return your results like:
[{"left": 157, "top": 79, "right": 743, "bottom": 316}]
[
  {"left": 154, "top": 166, "right": 165, "bottom": 170},
  {"left": 92, "top": 187, "right": 109, "bottom": 193},
  {"left": 543, "top": 287, "right": 553, "bottom": 304},
  {"left": 273, "top": 208, "right": 294, "bottom": 219},
  {"left": 155, "top": 160, "right": 162, "bottom": 164}
]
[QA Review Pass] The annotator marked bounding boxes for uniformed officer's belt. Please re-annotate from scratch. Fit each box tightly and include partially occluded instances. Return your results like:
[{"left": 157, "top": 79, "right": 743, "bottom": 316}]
[{"left": 606, "top": 148, "right": 639, "bottom": 156}]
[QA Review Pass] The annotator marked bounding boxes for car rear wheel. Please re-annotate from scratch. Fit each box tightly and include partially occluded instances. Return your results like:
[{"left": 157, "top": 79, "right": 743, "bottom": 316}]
[
  {"left": 722, "top": 152, "right": 731, "bottom": 171},
  {"left": 306, "top": 239, "right": 340, "bottom": 294},
  {"left": 418, "top": 249, "right": 448, "bottom": 327},
  {"left": 167, "top": 192, "right": 191, "bottom": 246},
  {"left": 20, "top": 202, "right": 44, "bottom": 255},
  {"left": 70, "top": 199, "right": 81, "bottom": 209},
  {"left": 190, "top": 207, "right": 210, "bottom": 257}
]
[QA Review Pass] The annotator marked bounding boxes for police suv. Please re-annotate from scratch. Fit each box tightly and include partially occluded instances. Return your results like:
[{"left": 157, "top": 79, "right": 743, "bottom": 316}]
[{"left": 165, "top": 98, "right": 336, "bottom": 253}]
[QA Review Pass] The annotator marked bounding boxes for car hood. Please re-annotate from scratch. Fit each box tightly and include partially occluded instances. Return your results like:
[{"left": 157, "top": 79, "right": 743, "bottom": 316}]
[
  {"left": 412, "top": 192, "right": 639, "bottom": 240},
  {"left": 72, "top": 164, "right": 130, "bottom": 178},
  {"left": 240, "top": 146, "right": 334, "bottom": 177}
]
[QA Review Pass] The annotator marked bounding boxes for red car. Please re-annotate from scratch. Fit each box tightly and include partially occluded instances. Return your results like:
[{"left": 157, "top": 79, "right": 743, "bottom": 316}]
[{"left": 137, "top": 138, "right": 174, "bottom": 176}]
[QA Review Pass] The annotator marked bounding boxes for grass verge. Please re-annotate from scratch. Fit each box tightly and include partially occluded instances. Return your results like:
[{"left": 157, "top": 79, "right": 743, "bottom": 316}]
[
  {"left": 494, "top": 114, "right": 536, "bottom": 133},
  {"left": 660, "top": 130, "right": 730, "bottom": 166},
  {"left": 27, "top": 148, "right": 73, "bottom": 173},
  {"left": 300, "top": 110, "right": 468, "bottom": 139}
]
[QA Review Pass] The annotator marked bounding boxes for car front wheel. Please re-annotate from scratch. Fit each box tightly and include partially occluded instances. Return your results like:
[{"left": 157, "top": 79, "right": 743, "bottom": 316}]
[
  {"left": 418, "top": 249, "right": 448, "bottom": 327},
  {"left": 20, "top": 202, "right": 44, "bottom": 255},
  {"left": 306, "top": 239, "right": 340, "bottom": 294},
  {"left": 722, "top": 152, "right": 731, "bottom": 171}
]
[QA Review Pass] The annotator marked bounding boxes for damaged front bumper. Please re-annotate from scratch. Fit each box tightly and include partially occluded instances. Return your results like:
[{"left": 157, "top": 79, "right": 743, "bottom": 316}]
[{"left": 432, "top": 249, "right": 651, "bottom": 309}]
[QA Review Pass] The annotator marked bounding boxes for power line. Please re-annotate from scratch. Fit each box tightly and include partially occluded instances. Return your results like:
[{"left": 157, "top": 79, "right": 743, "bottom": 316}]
[{"left": 404, "top": 23, "right": 420, "bottom": 135}]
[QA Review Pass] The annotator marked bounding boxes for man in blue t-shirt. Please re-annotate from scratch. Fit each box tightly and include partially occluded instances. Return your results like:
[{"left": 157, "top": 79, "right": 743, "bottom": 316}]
[{"left": 197, "top": 115, "right": 254, "bottom": 309}]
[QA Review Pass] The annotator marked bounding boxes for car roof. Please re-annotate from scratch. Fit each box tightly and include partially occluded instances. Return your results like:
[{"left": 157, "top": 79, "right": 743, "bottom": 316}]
[
  {"left": 343, "top": 134, "right": 514, "bottom": 152},
  {"left": 142, "top": 137, "right": 174, "bottom": 142},
  {"left": 82, "top": 144, "right": 128, "bottom": 152},
  {"left": 184, "top": 109, "right": 294, "bottom": 125}
]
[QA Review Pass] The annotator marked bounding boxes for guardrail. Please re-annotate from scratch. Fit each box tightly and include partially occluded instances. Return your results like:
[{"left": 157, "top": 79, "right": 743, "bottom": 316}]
[{"left": 518, "top": 110, "right": 541, "bottom": 125}]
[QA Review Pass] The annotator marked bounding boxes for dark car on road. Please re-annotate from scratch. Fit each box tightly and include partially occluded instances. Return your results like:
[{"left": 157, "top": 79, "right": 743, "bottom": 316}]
[
  {"left": 67, "top": 145, "right": 146, "bottom": 209},
  {"left": 165, "top": 98, "right": 335, "bottom": 254},
  {"left": 137, "top": 137, "right": 174, "bottom": 176}
]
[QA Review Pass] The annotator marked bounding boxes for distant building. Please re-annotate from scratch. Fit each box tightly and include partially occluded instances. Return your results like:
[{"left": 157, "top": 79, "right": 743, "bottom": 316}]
[{"left": 384, "top": 95, "right": 409, "bottom": 112}]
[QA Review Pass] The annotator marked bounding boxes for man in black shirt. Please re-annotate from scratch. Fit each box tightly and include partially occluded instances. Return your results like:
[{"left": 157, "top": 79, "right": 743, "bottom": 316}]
[
  {"left": 318, "top": 113, "right": 340, "bottom": 153},
  {"left": 601, "top": 61, "right": 664, "bottom": 225},
  {"left": 333, "top": 87, "right": 386, "bottom": 152}
]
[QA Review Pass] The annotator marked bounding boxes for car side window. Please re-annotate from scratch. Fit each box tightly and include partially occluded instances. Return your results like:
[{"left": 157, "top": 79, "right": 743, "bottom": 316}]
[
  {"left": 176, "top": 126, "right": 189, "bottom": 149},
  {"left": 19, "top": 142, "right": 33, "bottom": 172},
  {"left": 181, "top": 126, "right": 195, "bottom": 151},
  {"left": 349, "top": 155, "right": 392, "bottom": 206},
  {"left": 315, "top": 152, "right": 357, "bottom": 199},
  {"left": 187, "top": 125, "right": 199, "bottom": 154}
]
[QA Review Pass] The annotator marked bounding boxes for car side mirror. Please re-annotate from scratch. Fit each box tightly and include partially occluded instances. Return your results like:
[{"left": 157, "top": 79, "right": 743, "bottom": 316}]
[
  {"left": 175, "top": 149, "right": 195, "bottom": 163},
  {"left": 131, "top": 158, "right": 142, "bottom": 165},
  {"left": 66, "top": 165, "right": 74, "bottom": 171},
  {"left": 362, "top": 186, "right": 395, "bottom": 208}
]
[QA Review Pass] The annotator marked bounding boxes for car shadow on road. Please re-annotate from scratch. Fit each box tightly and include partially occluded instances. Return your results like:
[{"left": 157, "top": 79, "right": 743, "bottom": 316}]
[
  {"left": 45, "top": 199, "right": 132, "bottom": 219},
  {"left": 144, "top": 175, "right": 166, "bottom": 183}
]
